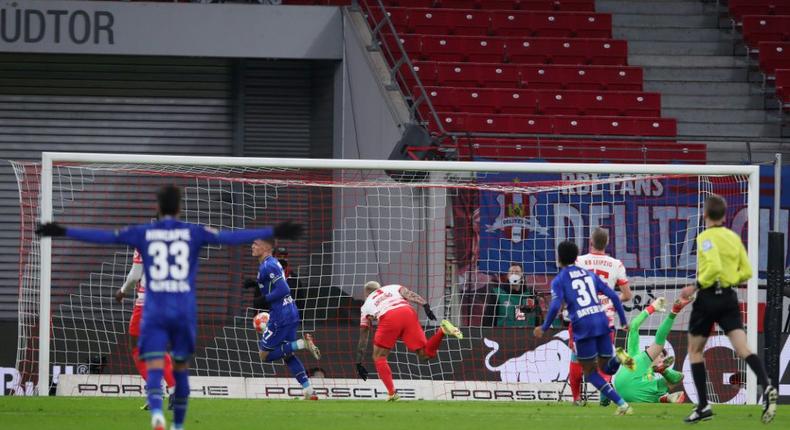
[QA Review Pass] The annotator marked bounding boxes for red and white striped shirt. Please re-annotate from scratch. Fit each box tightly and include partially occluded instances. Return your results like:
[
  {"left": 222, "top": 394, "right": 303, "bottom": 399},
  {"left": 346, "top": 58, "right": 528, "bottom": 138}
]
[{"left": 359, "top": 284, "right": 410, "bottom": 327}]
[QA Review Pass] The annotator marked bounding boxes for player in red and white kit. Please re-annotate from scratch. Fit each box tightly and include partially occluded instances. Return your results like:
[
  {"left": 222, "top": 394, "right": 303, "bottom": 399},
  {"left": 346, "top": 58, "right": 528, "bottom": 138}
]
[
  {"left": 354, "top": 281, "right": 463, "bottom": 400},
  {"left": 115, "top": 249, "right": 175, "bottom": 410},
  {"left": 569, "top": 227, "right": 633, "bottom": 406}
]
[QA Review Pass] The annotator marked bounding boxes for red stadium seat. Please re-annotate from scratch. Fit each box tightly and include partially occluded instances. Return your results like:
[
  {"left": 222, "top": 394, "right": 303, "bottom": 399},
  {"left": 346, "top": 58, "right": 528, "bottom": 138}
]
[
  {"left": 455, "top": 138, "right": 705, "bottom": 163},
  {"left": 729, "top": 0, "right": 790, "bottom": 22},
  {"left": 435, "top": 113, "right": 675, "bottom": 136},
  {"left": 404, "top": 8, "right": 491, "bottom": 35},
  {"left": 410, "top": 62, "right": 643, "bottom": 91},
  {"left": 742, "top": 15, "right": 790, "bottom": 47},
  {"left": 521, "top": 64, "right": 643, "bottom": 91},
  {"left": 393, "top": 36, "right": 628, "bottom": 65},
  {"left": 420, "top": 62, "right": 522, "bottom": 87},
  {"left": 421, "top": 87, "right": 660, "bottom": 116},
  {"left": 758, "top": 42, "right": 790, "bottom": 74},
  {"left": 378, "top": 0, "right": 596, "bottom": 11},
  {"left": 378, "top": 8, "right": 611, "bottom": 37},
  {"left": 418, "top": 35, "right": 508, "bottom": 62},
  {"left": 506, "top": 38, "right": 627, "bottom": 65}
]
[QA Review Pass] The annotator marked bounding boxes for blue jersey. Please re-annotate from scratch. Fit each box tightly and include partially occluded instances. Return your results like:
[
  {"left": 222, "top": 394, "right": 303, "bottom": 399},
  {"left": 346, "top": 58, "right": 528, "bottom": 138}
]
[
  {"left": 257, "top": 256, "right": 299, "bottom": 327},
  {"left": 65, "top": 218, "right": 276, "bottom": 322},
  {"left": 541, "top": 265, "right": 627, "bottom": 340}
]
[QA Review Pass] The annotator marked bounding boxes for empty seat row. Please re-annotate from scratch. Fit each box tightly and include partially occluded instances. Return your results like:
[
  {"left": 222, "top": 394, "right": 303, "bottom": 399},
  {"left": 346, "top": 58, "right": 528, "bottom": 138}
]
[
  {"left": 369, "top": 8, "right": 612, "bottom": 38},
  {"left": 454, "top": 138, "right": 706, "bottom": 162},
  {"left": 384, "top": 34, "right": 628, "bottom": 65},
  {"left": 409, "top": 62, "right": 643, "bottom": 91},
  {"left": 729, "top": 0, "right": 790, "bottom": 22},
  {"left": 434, "top": 112, "right": 676, "bottom": 136},
  {"left": 377, "top": 0, "right": 595, "bottom": 11},
  {"left": 420, "top": 86, "right": 660, "bottom": 116},
  {"left": 742, "top": 15, "right": 790, "bottom": 46},
  {"left": 758, "top": 42, "right": 790, "bottom": 74}
]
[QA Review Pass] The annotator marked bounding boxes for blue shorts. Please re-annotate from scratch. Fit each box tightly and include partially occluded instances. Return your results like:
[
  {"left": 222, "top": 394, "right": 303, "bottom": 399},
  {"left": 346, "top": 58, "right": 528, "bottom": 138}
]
[
  {"left": 138, "top": 315, "right": 196, "bottom": 362},
  {"left": 574, "top": 333, "right": 613, "bottom": 361},
  {"left": 258, "top": 322, "right": 298, "bottom": 351}
]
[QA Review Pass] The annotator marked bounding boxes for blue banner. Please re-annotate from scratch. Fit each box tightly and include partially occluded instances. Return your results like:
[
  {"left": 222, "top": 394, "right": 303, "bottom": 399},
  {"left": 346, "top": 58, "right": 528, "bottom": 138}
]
[{"left": 477, "top": 168, "right": 789, "bottom": 277}]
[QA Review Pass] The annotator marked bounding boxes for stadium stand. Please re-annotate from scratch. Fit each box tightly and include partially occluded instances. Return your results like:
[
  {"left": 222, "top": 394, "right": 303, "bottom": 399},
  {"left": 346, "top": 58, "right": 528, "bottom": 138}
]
[
  {"left": 361, "top": 0, "right": 688, "bottom": 162},
  {"left": 759, "top": 42, "right": 790, "bottom": 76}
]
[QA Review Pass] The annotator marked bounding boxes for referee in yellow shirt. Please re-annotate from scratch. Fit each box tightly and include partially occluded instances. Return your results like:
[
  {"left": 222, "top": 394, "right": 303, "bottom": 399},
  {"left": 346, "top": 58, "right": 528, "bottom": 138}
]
[{"left": 681, "top": 194, "right": 777, "bottom": 424}]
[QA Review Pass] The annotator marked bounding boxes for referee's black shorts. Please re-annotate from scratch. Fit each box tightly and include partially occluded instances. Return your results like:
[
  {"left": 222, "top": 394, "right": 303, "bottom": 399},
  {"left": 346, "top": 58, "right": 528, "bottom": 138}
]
[{"left": 688, "top": 287, "right": 743, "bottom": 336}]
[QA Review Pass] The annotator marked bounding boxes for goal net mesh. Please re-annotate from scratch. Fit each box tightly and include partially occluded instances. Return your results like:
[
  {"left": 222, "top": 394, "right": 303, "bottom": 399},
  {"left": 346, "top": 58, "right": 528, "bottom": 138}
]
[{"left": 11, "top": 160, "right": 750, "bottom": 403}]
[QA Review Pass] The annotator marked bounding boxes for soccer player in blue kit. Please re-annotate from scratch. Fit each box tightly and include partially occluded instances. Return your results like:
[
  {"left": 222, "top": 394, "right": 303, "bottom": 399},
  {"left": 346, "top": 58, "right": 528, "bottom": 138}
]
[
  {"left": 534, "top": 241, "right": 635, "bottom": 416},
  {"left": 37, "top": 185, "right": 304, "bottom": 430},
  {"left": 246, "top": 237, "right": 321, "bottom": 400}
]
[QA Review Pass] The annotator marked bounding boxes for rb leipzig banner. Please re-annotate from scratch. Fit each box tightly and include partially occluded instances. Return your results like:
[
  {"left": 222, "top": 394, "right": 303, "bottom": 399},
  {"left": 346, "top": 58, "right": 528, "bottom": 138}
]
[{"left": 478, "top": 167, "right": 789, "bottom": 276}]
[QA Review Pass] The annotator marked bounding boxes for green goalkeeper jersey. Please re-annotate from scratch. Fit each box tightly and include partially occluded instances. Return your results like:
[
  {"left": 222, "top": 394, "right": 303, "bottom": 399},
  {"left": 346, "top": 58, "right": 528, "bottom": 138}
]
[{"left": 613, "top": 351, "right": 669, "bottom": 403}]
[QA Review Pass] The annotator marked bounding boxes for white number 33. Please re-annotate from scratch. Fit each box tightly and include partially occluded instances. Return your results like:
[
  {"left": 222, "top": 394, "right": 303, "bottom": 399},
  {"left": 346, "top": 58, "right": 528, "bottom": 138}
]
[{"left": 148, "top": 240, "right": 190, "bottom": 281}]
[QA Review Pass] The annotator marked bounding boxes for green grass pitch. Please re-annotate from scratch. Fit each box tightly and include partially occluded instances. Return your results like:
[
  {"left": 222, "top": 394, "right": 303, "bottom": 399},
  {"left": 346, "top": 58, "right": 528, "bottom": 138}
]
[{"left": 0, "top": 397, "right": 787, "bottom": 430}]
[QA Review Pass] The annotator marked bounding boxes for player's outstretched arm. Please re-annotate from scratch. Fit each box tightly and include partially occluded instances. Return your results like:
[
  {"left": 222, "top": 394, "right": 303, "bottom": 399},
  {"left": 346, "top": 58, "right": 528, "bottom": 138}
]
[
  {"left": 538, "top": 280, "right": 563, "bottom": 334},
  {"left": 399, "top": 286, "right": 427, "bottom": 305},
  {"left": 596, "top": 276, "right": 627, "bottom": 328},
  {"left": 399, "top": 287, "right": 437, "bottom": 319},
  {"left": 355, "top": 324, "right": 371, "bottom": 380},
  {"left": 206, "top": 221, "right": 304, "bottom": 246},
  {"left": 38, "top": 222, "right": 121, "bottom": 243},
  {"left": 116, "top": 262, "right": 142, "bottom": 303}
]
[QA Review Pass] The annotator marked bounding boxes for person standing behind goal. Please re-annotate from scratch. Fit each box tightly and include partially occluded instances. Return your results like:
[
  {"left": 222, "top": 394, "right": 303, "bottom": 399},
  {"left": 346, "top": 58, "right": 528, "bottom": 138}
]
[{"left": 681, "top": 194, "right": 777, "bottom": 424}]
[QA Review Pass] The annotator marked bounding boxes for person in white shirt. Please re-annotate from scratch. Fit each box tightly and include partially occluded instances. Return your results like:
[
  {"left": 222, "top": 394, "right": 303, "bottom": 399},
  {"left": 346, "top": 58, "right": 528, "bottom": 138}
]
[{"left": 354, "top": 281, "right": 463, "bottom": 401}]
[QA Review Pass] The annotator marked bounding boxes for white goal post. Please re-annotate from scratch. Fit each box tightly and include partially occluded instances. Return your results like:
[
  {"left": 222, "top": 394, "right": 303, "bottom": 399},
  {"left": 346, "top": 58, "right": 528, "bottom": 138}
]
[{"left": 34, "top": 152, "right": 760, "bottom": 403}]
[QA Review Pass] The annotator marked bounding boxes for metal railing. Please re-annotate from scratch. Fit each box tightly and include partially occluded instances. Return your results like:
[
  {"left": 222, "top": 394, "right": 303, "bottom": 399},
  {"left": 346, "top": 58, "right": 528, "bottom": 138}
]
[
  {"left": 351, "top": 0, "right": 788, "bottom": 164},
  {"left": 355, "top": 0, "right": 447, "bottom": 134}
]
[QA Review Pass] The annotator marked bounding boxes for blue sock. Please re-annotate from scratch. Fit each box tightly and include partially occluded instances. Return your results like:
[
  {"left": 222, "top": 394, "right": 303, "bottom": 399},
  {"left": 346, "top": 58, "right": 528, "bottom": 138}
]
[
  {"left": 603, "top": 356, "right": 621, "bottom": 375},
  {"left": 264, "top": 341, "right": 299, "bottom": 362},
  {"left": 285, "top": 355, "right": 309, "bottom": 387},
  {"left": 146, "top": 367, "right": 164, "bottom": 413},
  {"left": 587, "top": 371, "right": 625, "bottom": 406},
  {"left": 173, "top": 369, "right": 190, "bottom": 427}
]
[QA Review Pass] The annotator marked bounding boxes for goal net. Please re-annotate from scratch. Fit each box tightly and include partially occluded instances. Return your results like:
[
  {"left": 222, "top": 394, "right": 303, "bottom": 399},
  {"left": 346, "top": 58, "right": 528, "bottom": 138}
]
[{"left": 11, "top": 154, "right": 759, "bottom": 403}]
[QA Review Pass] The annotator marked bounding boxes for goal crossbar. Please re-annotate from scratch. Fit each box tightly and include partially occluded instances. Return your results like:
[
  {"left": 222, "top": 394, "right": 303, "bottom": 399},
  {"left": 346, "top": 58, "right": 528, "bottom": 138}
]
[{"left": 36, "top": 152, "right": 761, "bottom": 404}]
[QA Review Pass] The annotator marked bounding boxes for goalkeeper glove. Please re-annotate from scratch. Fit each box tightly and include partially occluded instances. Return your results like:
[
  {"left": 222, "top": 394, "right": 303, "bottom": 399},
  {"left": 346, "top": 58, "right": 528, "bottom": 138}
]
[
  {"left": 423, "top": 304, "right": 437, "bottom": 321},
  {"left": 355, "top": 363, "right": 368, "bottom": 381},
  {"left": 273, "top": 221, "right": 304, "bottom": 240},
  {"left": 36, "top": 222, "right": 66, "bottom": 237},
  {"left": 242, "top": 278, "right": 259, "bottom": 290}
]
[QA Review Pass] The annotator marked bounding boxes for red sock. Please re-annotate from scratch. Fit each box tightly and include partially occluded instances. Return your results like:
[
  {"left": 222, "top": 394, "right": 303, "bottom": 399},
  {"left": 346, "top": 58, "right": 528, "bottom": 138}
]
[
  {"left": 569, "top": 361, "right": 583, "bottom": 401},
  {"left": 423, "top": 330, "right": 445, "bottom": 359},
  {"left": 132, "top": 347, "right": 147, "bottom": 380},
  {"left": 163, "top": 353, "right": 176, "bottom": 389},
  {"left": 374, "top": 357, "right": 396, "bottom": 396}
]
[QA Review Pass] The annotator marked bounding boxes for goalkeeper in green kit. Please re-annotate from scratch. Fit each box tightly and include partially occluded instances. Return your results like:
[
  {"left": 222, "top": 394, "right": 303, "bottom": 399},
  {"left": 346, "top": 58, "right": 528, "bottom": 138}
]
[{"left": 613, "top": 296, "right": 691, "bottom": 403}]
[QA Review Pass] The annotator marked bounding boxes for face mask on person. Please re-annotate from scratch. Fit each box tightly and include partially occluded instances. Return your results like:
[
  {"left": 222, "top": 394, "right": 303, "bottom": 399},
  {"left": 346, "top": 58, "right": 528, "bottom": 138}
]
[{"left": 508, "top": 274, "right": 522, "bottom": 285}]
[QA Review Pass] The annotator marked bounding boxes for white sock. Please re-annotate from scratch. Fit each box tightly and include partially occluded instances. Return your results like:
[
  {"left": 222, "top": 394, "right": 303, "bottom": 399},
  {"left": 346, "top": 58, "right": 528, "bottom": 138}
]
[
  {"left": 294, "top": 339, "right": 306, "bottom": 350},
  {"left": 303, "top": 385, "right": 314, "bottom": 398}
]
